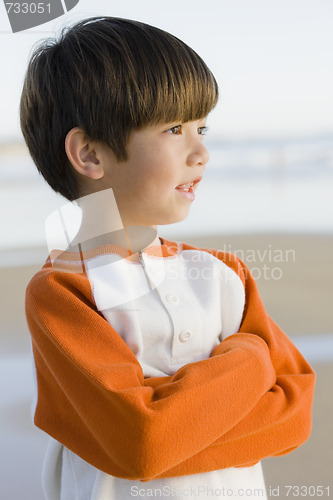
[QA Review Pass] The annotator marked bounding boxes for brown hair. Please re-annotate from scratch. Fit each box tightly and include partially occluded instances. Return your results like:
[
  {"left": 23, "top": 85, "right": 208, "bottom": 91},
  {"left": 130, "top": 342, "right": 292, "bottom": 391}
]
[{"left": 20, "top": 17, "right": 219, "bottom": 201}]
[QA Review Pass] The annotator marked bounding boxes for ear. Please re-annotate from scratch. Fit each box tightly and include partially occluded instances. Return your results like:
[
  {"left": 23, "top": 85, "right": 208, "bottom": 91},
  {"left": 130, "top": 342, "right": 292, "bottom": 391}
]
[{"left": 65, "top": 127, "right": 104, "bottom": 180}]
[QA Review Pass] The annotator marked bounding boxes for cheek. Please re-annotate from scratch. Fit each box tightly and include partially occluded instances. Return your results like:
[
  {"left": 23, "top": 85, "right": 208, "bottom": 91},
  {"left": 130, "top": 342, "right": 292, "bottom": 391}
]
[
  {"left": 128, "top": 148, "right": 178, "bottom": 196},
  {"left": 137, "top": 162, "right": 174, "bottom": 188},
  {"left": 143, "top": 172, "right": 177, "bottom": 198}
]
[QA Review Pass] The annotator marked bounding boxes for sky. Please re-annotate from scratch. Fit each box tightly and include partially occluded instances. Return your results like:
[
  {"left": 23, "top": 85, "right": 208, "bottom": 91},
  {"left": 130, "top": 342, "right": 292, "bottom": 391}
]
[{"left": 0, "top": 0, "right": 332, "bottom": 142}]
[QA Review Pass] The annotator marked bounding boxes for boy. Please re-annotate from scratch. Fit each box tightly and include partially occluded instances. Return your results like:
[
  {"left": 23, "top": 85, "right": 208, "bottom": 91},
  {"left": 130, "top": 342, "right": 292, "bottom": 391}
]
[{"left": 21, "top": 17, "right": 315, "bottom": 500}]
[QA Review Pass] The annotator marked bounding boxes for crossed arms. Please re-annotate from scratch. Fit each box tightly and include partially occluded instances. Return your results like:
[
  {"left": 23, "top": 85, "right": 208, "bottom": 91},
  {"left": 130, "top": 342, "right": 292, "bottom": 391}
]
[{"left": 26, "top": 251, "right": 315, "bottom": 481}]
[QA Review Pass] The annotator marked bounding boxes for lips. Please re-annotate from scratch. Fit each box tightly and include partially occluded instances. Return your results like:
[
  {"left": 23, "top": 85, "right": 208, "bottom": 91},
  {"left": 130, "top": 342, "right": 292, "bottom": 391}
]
[{"left": 175, "top": 177, "right": 202, "bottom": 192}]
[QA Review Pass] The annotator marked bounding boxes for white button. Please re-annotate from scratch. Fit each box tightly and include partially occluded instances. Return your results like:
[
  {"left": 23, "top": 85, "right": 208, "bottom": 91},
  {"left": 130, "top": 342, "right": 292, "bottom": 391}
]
[
  {"left": 179, "top": 330, "right": 192, "bottom": 342},
  {"left": 166, "top": 293, "right": 179, "bottom": 305}
]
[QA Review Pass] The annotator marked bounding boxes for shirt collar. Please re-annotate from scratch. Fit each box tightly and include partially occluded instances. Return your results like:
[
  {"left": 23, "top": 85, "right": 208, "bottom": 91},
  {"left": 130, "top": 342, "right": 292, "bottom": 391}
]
[{"left": 47, "top": 236, "right": 180, "bottom": 273}]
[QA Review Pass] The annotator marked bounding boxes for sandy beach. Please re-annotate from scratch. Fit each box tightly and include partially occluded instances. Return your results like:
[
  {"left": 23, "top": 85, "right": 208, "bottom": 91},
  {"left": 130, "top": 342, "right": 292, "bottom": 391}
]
[{"left": 1, "top": 232, "right": 332, "bottom": 499}]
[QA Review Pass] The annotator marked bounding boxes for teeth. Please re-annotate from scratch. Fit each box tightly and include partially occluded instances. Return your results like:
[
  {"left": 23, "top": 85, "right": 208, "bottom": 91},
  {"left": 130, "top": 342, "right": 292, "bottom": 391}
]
[{"left": 177, "top": 182, "right": 194, "bottom": 190}]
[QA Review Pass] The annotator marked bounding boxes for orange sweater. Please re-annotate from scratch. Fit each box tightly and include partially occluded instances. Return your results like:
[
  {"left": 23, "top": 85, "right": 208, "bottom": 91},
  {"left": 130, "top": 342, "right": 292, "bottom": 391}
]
[{"left": 25, "top": 238, "right": 315, "bottom": 481}]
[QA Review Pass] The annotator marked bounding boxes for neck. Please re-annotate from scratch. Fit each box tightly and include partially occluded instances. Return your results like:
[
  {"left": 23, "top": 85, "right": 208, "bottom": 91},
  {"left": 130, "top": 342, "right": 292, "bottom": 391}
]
[{"left": 69, "top": 188, "right": 160, "bottom": 253}]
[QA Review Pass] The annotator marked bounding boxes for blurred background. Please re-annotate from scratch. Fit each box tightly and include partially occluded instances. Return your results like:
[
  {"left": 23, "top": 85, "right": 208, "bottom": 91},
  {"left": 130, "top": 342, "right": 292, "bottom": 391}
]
[{"left": 0, "top": 0, "right": 332, "bottom": 498}]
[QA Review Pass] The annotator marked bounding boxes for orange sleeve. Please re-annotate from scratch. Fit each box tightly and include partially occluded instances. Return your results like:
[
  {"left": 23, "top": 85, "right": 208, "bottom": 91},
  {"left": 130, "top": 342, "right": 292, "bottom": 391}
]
[
  {"left": 153, "top": 250, "right": 315, "bottom": 478},
  {"left": 26, "top": 263, "right": 276, "bottom": 481}
]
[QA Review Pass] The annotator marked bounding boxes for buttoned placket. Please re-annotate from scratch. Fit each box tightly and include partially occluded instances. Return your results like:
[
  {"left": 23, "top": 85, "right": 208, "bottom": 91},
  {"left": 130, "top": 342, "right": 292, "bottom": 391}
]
[{"left": 139, "top": 250, "right": 199, "bottom": 364}]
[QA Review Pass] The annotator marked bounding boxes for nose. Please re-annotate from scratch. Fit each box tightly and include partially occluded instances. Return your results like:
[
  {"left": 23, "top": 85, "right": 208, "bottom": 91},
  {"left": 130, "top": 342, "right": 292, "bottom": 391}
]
[{"left": 186, "top": 140, "right": 210, "bottom": 168}]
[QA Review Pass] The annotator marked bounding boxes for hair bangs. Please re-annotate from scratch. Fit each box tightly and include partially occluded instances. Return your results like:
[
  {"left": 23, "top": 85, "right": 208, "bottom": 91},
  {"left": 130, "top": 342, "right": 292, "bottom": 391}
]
[
  {"left": 144, "top": 64, "right": 218, "bottom": 127},
  {"left": 123, "top": 28, "right": 219, "bottom": 128}
]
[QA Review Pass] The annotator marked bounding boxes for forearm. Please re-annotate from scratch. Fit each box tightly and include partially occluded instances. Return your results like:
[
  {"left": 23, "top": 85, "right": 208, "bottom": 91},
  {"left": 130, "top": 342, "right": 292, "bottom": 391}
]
[{"left": 151, "top": 369, "right": 314, "bottom": 479}]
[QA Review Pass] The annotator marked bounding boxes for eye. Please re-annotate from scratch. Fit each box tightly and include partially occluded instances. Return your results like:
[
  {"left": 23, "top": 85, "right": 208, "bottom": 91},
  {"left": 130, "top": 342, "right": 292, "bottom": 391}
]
[
  {"left": 166, "top": 125, "right": 182, "bottom": 135},
  {"left": 198, "top": 126, "right": 209, "bottom": 136}
]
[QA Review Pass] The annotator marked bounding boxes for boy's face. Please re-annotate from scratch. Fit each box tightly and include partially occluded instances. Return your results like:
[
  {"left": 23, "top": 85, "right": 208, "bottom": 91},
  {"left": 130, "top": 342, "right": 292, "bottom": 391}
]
[{"left": 92, "top": 119, "right": 209, "bottom": 228}]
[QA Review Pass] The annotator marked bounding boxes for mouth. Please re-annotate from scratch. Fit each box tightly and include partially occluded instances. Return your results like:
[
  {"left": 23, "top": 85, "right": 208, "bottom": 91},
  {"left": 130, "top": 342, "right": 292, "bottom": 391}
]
[{"left": 175, "top": 176, "right": 202, "bottom": 192}]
